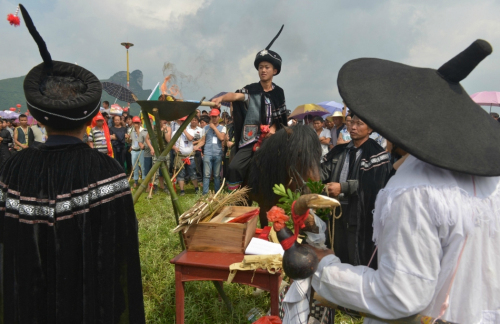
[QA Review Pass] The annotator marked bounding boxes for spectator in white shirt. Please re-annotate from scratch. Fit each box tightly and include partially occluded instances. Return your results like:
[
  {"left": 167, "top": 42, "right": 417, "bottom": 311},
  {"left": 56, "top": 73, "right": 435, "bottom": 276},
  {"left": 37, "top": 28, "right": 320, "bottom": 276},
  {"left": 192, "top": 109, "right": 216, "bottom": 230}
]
[
  {"left": 313, "top": 116, "right": 331, "bottom": 159},
  {"left": 172, "top": 116, "right": 199, "bottom": 195}
]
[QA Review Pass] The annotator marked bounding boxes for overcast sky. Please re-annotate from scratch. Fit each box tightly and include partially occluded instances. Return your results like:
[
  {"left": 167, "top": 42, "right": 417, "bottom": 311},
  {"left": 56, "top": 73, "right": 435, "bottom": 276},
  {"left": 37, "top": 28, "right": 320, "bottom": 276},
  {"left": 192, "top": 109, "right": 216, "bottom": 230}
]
[{"left": 2, "top": 0, "right": 500, "bottom": 113}]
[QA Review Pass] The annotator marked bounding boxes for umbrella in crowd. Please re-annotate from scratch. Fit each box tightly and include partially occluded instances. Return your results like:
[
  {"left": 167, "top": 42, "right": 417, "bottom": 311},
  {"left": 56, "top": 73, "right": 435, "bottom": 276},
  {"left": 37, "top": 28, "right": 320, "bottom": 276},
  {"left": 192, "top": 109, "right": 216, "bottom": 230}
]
[
  {"left": 470, "top": 91, "right": 500, "bottom": 113},
  {"left": 317, "top": 100, "right": 343, "bottom": 115},
  {"left": 101, "top": 81, "right": 138, "bottom": 103},
  {"left": 110, "top": 104, "right": 124, "bottom": 116},
  {"left": 209, "top": 92, "right": 231, "bottom": 107},
  {"left": 289, "top": 103, "right": 329, "bottom": 119},
  {"left": 0, "top": 110, "right": 20, "bottom": 119}
]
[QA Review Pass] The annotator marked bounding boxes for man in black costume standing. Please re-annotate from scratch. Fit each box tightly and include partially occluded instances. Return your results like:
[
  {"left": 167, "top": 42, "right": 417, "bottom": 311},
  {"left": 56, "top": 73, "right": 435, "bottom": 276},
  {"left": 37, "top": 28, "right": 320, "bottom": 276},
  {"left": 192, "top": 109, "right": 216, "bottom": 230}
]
[
  {"left": 0, "top": 5, "right": 145, "bottom": 323},
  {"left": 211, "top": 25, "right": 288, "bottom": 191},
  {"left": 0, "top": 119, "right": 12, "bottom": 167},
  {"left": 321, "top": 114, "right": 391, "bottom": 269}
]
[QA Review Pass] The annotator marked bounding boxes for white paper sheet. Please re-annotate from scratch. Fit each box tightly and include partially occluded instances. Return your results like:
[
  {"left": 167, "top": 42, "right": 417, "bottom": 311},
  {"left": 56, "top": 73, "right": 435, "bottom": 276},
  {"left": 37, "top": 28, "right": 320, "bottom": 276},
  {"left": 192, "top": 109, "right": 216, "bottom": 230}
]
[{"left": 245, "top": 237, "right": 284, "bottom": 256}]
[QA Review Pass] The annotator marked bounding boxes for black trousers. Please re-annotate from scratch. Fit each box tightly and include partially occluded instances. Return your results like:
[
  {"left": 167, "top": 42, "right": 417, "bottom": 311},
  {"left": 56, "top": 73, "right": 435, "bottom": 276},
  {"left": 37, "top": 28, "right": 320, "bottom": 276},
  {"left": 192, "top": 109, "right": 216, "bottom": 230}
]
[
  {"left": 227, "top": 145, "right": 254, "bottom": 188},
  {"left": 113, "top": 145, "right": 126, "bottom": 171},
  {"left": 332, "top": 211, "right": 360, "bottom": 266},
  {"left": 169, "top": 150, "right": 176, "bottom": 174},
  {"left": 125, "top": 148, "right": 132, "bottom": 174},
  {"left": 195, "top": 151, "right": 203, "bottom": 182}
]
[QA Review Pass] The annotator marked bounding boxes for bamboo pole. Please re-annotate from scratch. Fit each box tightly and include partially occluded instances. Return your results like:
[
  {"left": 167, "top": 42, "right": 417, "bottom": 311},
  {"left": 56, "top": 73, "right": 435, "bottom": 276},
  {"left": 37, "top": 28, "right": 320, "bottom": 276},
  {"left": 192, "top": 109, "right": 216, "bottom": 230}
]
[
  {"left": 152, "top": 108, "right": 165, "bottom": 153},
  {"left": 128, "top": 150, "right": 142, "bottom": 182},
  {"left": 171, "top": 150, "right": 196, "bottom": 181},
  {"left": 147, "top": 172, "right": 157, "bottom": 199},
  {"left": 135, "top": 107, "right": 198, "bottom": 249}
]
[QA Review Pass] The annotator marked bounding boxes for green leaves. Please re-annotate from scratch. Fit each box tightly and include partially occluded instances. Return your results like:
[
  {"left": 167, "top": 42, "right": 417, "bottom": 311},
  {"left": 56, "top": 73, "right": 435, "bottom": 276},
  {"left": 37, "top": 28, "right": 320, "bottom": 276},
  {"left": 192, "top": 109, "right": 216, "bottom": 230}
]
[
  {"left": 306, "top": 179, "right": 324, "bottom": 194},
  {"left": 273, "top": 184, "right": 300, "bottom": 217},
  {"left": 306, "top": 179, "right": 331, "bottom": 222}
]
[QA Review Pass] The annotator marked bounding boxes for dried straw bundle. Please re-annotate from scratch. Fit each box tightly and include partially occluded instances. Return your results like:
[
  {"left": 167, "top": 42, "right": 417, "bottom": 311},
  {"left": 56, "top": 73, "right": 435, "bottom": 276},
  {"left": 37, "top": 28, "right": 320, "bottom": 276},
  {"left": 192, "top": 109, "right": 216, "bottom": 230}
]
[{"left": 172, "top": 180, "right": 249, "bottom": 233}]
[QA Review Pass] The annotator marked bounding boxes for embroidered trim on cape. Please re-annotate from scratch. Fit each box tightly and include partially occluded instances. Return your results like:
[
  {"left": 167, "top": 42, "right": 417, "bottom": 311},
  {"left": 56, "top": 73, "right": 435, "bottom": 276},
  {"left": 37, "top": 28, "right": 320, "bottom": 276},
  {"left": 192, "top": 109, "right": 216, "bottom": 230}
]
[
  {"left": 372, "top": 185, "right": 500, "bottom": 244},
  {"left": 360, "top": 151, "right": 390, "bottom": 171},
  {"left": 1, "top": 176, "right": 130, "bottom": 226}
]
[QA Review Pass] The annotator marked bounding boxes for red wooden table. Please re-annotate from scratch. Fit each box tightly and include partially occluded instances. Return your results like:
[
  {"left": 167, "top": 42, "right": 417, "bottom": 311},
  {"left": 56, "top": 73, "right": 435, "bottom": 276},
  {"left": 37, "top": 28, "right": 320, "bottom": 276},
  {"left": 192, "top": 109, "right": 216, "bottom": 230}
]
[{"left": 170, "top": 250, "right": 282, "bottom": 324}]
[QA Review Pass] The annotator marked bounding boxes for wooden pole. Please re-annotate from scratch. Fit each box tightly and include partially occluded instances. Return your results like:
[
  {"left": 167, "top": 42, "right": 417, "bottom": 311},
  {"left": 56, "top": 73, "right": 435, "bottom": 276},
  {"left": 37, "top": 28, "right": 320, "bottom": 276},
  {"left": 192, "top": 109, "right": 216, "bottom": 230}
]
[
  {"left": 128, "top": 150, "right": 142, "bottom": 183},
  {"left": 147, "top": 172, "right": 157, "bottom": 199},
  {"left": 135, "top": 108, "right": 198, "bottom": 249},
  {"left": 152, "top": 108, "right": 165, "bottom": 153}
]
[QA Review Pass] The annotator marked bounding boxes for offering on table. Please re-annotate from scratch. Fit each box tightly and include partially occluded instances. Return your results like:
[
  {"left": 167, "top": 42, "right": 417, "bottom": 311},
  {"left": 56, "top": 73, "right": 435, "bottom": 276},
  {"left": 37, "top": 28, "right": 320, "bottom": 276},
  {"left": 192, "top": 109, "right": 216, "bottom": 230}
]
[
  {"left": 268, "top": 194, "right": 340, "bottom": 280},
  {"left": 173, "top": 183, "right": 260, "bottom": 253},
  {"left": 173, "top": 181, "right": 249, "bottom": 233}
]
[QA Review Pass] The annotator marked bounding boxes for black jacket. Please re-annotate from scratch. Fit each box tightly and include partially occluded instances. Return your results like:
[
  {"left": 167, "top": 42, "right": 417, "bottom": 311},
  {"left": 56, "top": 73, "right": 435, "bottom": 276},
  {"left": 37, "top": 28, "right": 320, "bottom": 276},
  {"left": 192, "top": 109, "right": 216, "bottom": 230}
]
[
  {"left": 232, "top": 82, "right": 287, "bottom": 154},
  {"left": 321, "top": 138, "right": 391, "bottom": 267}
]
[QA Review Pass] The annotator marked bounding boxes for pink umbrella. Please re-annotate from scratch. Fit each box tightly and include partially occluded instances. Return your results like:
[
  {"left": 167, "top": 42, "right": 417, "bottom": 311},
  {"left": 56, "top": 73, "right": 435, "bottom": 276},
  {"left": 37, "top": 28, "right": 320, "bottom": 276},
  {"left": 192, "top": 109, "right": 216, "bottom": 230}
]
[{"left": 470, "top": 91, "right": 500, "bottom": 113}]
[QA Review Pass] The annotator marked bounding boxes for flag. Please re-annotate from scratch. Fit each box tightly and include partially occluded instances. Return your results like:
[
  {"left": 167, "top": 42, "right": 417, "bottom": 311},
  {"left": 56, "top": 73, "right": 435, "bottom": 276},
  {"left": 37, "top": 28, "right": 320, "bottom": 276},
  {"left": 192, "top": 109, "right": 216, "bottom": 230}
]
[
  {"left": 142, "top": 82, "right": 161, "bottom": 128},
  {"left": 147, "top": 82, "right": 161, "bottom": 101}
]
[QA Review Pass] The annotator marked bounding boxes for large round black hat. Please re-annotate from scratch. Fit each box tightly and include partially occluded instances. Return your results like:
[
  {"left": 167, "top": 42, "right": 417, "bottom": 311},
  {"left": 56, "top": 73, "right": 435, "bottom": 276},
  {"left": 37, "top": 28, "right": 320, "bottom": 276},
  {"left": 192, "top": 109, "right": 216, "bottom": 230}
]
[
  {"left": 20, "top": 4, "right": 101, "bottom": 130},
  {"left": 338, "top": 40, "right": 500, "bottom": 176},
  {"left": 254, "top": 25, "right": 284, "bottom": 75}
]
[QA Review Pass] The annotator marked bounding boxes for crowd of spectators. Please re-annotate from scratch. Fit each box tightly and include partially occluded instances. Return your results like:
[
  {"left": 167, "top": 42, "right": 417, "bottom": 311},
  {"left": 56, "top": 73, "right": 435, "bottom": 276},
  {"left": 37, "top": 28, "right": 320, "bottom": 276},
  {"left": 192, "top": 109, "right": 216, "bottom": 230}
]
[
  {"left": 75, "top": 106, "right": 234, "bottom": 196},
  {"left": 0, "top": 114, "right": 47, "bottom": 165},
  {"left": 7, "top": 104, "right": 500, "bottom": 199}
]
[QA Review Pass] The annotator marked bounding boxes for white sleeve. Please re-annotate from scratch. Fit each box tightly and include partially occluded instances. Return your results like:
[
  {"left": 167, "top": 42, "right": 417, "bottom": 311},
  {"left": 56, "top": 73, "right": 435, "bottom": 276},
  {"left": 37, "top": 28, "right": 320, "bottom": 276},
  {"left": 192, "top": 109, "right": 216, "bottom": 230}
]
[
  {"left": 171, "top": 130, "right": 179, "bottom": 146},
  {"left": 311, "top": 191, "right": 442, "bottom": 320},
  {"left": 221, "top": 126, "right": 227, "bottom": 134},
  {"left": 324, "top": 129, "right": 331, "bottom": 139}
]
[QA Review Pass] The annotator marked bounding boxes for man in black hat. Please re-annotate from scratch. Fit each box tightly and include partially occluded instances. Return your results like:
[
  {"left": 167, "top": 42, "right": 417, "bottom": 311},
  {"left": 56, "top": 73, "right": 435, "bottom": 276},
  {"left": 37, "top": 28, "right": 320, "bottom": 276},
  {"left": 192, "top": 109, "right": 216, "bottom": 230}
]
[
  {"left": 211, "top": 25, "right": 288, "bottom": 191},
  {"left": 302, "top": 40, "right": 500, "bottom": 324},
  {"left": 0, "top": 5, "right": 145, "bottom": 323}
]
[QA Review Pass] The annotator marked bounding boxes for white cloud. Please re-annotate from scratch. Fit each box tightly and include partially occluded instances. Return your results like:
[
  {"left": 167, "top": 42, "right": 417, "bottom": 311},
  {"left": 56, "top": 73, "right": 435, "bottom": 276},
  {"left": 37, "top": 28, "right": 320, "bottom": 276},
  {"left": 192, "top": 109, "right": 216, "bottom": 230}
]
[{"left": 2, "top": 0, "right": 500, "bottom": 112}]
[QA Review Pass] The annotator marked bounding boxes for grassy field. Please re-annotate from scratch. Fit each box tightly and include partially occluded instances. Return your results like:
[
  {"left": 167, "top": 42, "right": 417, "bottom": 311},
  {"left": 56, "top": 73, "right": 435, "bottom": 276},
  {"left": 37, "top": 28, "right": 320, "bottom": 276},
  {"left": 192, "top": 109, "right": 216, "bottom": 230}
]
[{"left": 134, "top": 184, "right": 363, "bottom": 323}]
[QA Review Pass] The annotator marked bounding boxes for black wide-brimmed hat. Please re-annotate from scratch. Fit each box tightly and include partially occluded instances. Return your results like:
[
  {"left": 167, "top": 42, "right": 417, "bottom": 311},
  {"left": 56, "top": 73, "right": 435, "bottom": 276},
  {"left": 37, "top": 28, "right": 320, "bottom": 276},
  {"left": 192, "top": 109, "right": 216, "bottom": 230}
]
[
  {"left": 254, "top": 25, "right": 284, "bottom": 75},
  {"left": 338, "top": 39, "right": 500, "bottom": 176},
  {"left": 20, "top": 4, "right": 101, "bottom": 130}
]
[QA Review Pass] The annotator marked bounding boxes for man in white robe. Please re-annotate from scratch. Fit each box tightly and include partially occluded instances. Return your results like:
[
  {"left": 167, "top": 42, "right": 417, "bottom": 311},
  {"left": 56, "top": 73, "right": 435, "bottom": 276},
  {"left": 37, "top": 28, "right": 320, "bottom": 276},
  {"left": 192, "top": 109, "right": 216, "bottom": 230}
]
[
  {"left": 312, "top": 155, "right": 500, "bottom": 323},
  {"left": 285, "top": 40, "right": 500, "bottom": 323}
]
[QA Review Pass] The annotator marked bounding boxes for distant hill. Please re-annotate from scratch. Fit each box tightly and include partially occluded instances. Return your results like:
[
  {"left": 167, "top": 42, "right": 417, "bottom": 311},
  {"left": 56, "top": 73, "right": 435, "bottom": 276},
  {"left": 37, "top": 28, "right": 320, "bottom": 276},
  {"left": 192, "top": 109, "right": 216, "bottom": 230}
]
[
  {"left": 0, "top": 70, "right": 152, "bottom": 117},
  {"left": 0, "top": 75, "right": 26, "bottom": 111}
]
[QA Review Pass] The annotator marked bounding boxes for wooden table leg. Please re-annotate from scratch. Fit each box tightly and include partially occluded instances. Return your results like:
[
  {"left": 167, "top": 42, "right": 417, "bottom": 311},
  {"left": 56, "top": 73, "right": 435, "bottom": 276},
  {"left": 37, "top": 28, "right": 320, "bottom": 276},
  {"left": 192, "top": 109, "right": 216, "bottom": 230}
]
[
  {"left": 212, "top": 281, "right": 234, "bottom": 314},
  {"left": 175, "top": 265, "right": 185, "bottom": 324},
  {"left": 270, "top": 275, "right": 280, "bottom": 316}
]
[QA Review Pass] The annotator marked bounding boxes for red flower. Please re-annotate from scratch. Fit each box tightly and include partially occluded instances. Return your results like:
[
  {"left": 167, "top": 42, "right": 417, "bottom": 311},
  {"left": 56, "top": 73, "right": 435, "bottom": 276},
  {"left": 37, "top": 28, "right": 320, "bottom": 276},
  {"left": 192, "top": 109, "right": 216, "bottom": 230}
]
[{"left": 267, "top": 206, "right": 289, "bottom": 232}]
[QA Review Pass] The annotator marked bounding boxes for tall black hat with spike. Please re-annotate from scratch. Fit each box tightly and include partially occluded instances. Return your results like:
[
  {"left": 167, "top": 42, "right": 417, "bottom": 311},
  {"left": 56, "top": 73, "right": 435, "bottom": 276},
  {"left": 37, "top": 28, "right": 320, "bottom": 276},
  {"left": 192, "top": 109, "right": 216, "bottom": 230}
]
[
  {"left": 338, "top": 39, "right": 500, "bottom": 176},
  {"left": 19, "top": 4, "right": 102, "bottom": 129},
  {"left": 254, "top": 25, "right": 284, "bottom": 75}
]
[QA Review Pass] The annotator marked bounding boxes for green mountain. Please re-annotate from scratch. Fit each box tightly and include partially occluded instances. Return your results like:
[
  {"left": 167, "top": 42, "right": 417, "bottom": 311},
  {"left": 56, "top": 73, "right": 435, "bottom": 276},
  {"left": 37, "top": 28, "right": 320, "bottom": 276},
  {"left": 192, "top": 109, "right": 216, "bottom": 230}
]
[
  {"left": 0, "top": 70, "right": 152, "bottom": 117},
  {"left": 0, "top": 75, "right": 26, "bottom": 112}
]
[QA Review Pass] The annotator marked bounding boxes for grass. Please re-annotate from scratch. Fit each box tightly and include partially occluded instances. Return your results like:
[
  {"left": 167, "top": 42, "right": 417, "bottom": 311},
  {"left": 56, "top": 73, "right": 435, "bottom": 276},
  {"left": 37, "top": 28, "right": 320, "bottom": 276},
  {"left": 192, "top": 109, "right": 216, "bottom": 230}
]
[{"left": 134, "top": 183, "right": 363, "bottom": 323}]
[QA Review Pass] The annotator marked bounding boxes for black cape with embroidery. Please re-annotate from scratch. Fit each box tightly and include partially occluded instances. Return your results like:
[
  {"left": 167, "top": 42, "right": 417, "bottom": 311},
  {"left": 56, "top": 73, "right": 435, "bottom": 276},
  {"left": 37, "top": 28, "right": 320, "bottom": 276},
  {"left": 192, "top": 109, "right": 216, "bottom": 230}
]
[
  {"left": 232, "top": 82, "right": 287, "bottom": 154},
  {"left": 0, "top": 143, "right": 145, "bottom": 323},
  {"left": 321, "top": 139, "right": 391, "bottom": 268}
]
